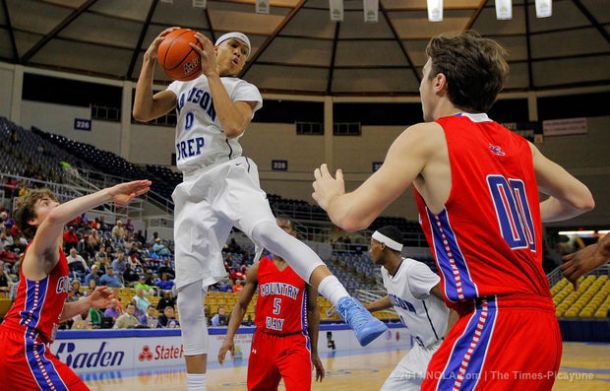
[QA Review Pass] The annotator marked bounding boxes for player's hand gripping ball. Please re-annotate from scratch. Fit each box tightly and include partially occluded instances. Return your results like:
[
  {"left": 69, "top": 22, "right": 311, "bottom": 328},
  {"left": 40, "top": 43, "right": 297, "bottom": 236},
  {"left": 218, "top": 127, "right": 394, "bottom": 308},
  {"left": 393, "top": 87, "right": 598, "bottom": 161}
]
[{"left": 157, "top": 28, "right": 203, "bottom": 81}]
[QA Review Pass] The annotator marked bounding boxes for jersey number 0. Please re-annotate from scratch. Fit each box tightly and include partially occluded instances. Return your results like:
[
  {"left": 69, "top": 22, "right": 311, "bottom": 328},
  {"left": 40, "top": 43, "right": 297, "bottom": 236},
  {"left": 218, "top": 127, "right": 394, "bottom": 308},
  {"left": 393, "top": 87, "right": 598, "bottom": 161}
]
[{"left": 487, "top": 175, "right": 536, "bottom": 252}]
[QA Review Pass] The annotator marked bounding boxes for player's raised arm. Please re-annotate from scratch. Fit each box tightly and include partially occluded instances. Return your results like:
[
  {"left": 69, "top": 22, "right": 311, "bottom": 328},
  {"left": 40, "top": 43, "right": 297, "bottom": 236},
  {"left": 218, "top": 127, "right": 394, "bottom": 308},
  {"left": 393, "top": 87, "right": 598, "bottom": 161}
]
[
  {"left": 23, "top": 180, "right": 151, "bottom": 279},
  {"left": 530, "top": 143, "right": 595, "bottom": 222},
  {"left": 313, "top": 122, "right": 440, "bottom": 232},
  {"left": 133, "top": 27, "right": 179, "bottom": 122},
  {"left": 218, "top": 263, "right": 259, "bottom": 365},
  {"left": 190, "top": 32, "right": 256, "bottom": 138},
  {"left": 364, "top": 296, "right": 393, "bottom": 313}
]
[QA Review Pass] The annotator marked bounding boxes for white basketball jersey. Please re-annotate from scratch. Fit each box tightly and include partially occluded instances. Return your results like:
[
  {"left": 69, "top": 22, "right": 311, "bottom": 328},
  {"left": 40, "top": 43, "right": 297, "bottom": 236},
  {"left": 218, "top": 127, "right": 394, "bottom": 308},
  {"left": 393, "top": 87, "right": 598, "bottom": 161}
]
[
  {"left": 167, "top": 75, "right": 263, "bottom": 173},
  {"left": 381, "top": 258, "right": 449, "bottom": 348}
]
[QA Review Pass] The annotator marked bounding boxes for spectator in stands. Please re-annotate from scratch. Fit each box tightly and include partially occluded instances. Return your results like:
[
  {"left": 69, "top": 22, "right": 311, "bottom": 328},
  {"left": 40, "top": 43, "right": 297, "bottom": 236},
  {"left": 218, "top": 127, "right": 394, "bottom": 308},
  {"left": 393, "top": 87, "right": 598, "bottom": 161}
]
[
  {"left": 152, "top": 238, "right": 171, "bottom": 257},
  {"left": 112, "top": 219, "right": 126, "bottom": 242},
  {"left": 0, "top": 262, "right": 13, "bottom": 293},
  {"left": 135, "top": 230, "right": 146, "bottom": 244},
  {"left": 158, "top": 259, "right": 175, "bottom": 279},
  {"left": 211, "top": 306, "right": 228, "bottom": 327},
  {"left": 156, "top": 273, "right": 174, "bottom": 291},
  {"left": 158, "top": 306, "right": 180, "bottom": 328},
  {"left": 133, "top": 287, "right": 151, "bottom": 315},
  {"left": 103, "top": 299, "right": 121, "bottom": 321},
  {"left": 85, "top": 228, "right": 101, "bottom": 257},
  {"left": 67, "top": 248, "right": 89, "bottom": 274},
  {"left": 71, "top": 312, "right": 91, "bottom": 330},
  {"left": 111, "top": 250, "right": 127, "bottom": 276},
  {"left": 85, "top": 264, "right": 100, "bottom": 286},
  {"left": 63, "top": 226, "right": 79, "bottom": 250},
  {"left": 123, "top": 262, "right": 140, "bottom": 286},
  {"left": 135, "top": 275, "right": 155, "bottom": 295},
  {"left": 88, "top": 306, "right": 102, "bottom": 328},
  {"left": 71, "top": 280, "right": 83, "bottom": 299},
  {"left": 140, "top": 305, "right": 158, "bottom": 328},
  {"left": 114, "top": 303, "right": 139, "bottom": 329},
  {"left": 127, "top": 249, "right": 143, "bottom": 269},
  {"left": 232, "top": 279, "right": 244, "bottom": 293},
  {"left": 157, "top": 290, "right": 176, "bottom": 312},
  {"left": 0, "top": 225, "right": 14, "bottom": 251},
  {"left": 99, "top": 266, "right": 123, "bottom": 288},
  {"left": 86, "top": 278, "right": 97, "bottom": 293},
  {"left": 95, "top": 247, "right": 110, "bottom": 266}
]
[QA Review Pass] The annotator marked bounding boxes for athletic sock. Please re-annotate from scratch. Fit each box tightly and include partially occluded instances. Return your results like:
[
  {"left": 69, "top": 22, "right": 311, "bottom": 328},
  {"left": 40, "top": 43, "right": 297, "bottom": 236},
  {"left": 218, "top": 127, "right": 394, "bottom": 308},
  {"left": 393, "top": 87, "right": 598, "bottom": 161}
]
[
  {"left": 318, "top": 275, "right": 350, "bottom": 307},
  {"left": 187, "top": 373, "right": 207, "bottom": 391}
]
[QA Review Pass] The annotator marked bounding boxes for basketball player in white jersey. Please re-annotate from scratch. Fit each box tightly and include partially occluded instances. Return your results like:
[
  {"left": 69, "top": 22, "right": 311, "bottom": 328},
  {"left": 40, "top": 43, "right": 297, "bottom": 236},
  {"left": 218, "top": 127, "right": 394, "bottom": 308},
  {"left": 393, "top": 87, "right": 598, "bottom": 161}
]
[
  {"left": 133, "top": 28, "right": 386, "bottom": 391},
  {"left": 365, "top": 226, "right": 457, "bottom": 390}
]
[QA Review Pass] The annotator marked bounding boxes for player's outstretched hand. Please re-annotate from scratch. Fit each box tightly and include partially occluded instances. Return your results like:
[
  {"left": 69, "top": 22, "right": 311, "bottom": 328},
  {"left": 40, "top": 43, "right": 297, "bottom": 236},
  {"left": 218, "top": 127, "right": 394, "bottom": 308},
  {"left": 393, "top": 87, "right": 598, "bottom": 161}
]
[
  {"left": 108, "top": 180, "right": 152, "bottom": 206},
  {"left": 88, "top": 287, "right": 114, "bottom": 309},
  {"left": 312, "top": 354, "right": 325, "bottom": 382},
  {"left": 190, "top": 33, "right": 218, "bottom": 77},
  {"left": 217, "top": 339, "right": 235, "bottom": 365},
  {"left": 312, "top": 163, "right": 345, "bottom": 211},
  {"left": 561, "top": 233, "right": 610, "bottom": 289},
  {"left": 144, "top": 27, "right": 181, "bottom": 61}
]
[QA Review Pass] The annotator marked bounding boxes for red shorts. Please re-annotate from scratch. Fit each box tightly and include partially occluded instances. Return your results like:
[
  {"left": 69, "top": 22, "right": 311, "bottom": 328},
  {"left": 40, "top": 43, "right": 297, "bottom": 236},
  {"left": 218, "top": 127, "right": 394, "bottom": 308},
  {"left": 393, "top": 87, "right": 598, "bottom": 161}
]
[
  {"left": 422, "top": 295, "right": 562, "bottom": 391},
  {"left": 0, "top": 325, "right": 90, "bottom": 391},
  {"left": 247, "top": 330, "right": 312, "bottom": 391}
]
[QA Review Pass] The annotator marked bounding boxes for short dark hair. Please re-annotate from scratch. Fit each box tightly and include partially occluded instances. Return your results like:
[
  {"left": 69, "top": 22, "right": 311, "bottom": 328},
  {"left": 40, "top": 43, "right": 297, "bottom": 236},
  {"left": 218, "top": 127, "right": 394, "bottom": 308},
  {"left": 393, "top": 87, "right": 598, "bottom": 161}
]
[
  {"left": 13, "top": 188, "right": 58, "bottom": 239},
  {"left": 426, "top": 30, "right": 509, "bottom": 113},
  {"left": 376, "top": 225, "right": 404, "bottom": 248}
]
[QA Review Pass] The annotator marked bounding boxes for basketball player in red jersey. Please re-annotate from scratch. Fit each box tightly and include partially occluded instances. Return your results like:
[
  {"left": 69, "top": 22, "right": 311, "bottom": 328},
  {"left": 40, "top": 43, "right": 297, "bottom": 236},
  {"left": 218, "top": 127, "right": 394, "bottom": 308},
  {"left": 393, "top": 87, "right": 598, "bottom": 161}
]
[
  {"left": 218, "top": 217, "right": 325, "bottom": 390},
  {"left": 312, "top": 31, "right": 595, "bottom": 390},
  {"left": 0, "top": 180, "right": 150, "bottom": 390}
]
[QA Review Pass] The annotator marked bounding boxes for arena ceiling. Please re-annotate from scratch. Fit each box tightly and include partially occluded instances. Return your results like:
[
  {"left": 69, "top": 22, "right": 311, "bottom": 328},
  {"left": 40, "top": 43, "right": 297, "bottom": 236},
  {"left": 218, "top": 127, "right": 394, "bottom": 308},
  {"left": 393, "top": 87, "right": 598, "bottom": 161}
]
[{"left": 0, "top": 0, "right": 608, "bottom": 95}]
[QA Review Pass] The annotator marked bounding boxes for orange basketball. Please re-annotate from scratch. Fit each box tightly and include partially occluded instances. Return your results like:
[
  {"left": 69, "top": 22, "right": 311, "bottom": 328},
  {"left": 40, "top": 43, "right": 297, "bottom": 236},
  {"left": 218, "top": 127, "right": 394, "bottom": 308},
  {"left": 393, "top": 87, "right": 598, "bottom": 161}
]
[{"left": 157, "top": 29, "right": 202, "bottom": 81}]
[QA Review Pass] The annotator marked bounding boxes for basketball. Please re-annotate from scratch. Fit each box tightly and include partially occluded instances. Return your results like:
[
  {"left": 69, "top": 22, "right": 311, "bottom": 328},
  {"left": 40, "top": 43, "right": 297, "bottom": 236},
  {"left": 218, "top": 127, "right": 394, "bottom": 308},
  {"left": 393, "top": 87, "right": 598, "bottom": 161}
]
[{"left": 157, "top": 28, "right": 202, "bottom": 81}]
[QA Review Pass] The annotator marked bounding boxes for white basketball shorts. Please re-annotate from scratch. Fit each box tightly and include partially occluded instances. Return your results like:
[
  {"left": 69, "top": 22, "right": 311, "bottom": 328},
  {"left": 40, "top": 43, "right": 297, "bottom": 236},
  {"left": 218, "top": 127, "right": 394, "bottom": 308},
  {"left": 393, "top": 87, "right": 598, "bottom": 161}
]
[
  {"left": 172, "top": 156, "right": 276, "bottom": 290},
  {"left": 381, "top": 339, "right": 442, "bottom": 391}
]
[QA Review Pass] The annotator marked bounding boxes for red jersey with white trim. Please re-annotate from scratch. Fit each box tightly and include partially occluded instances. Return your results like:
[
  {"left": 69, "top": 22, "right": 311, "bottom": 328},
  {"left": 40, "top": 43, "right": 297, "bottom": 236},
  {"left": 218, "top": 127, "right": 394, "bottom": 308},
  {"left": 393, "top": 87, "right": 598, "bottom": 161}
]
[
  {"left": 1, "top": 246, "right": 70, "bottom": 342},
  {"left": 255, "top": 256, "right": 308, "bottom": 335},
  {"left": 414, "top": 113, "right": 549, "bottom": 304}
]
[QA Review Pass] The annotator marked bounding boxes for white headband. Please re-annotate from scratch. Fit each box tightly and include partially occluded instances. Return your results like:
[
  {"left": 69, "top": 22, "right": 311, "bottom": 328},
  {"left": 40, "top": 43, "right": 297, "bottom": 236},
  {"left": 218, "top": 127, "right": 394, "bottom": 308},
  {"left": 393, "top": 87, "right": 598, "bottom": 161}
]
[
  {"left": 372, "top": 231, "right": 404, "bottom": 252},
  {"left": 215, "top": 32, "right": 251, "bottom": 58}
]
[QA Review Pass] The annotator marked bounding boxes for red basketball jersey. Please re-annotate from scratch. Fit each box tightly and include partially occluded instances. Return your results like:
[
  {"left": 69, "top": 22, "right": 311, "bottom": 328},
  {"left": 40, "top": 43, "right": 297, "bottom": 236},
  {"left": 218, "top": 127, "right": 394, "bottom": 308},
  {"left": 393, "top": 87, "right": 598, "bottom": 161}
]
[
  {"left": 2, "top": 246, "right": 70, "bottom": 342},
  {"left": 415, "top": 113, "right": 549, "bottom": 304},
  {"left": 255, "top": 256, "right": 308, "bottom": 336}
]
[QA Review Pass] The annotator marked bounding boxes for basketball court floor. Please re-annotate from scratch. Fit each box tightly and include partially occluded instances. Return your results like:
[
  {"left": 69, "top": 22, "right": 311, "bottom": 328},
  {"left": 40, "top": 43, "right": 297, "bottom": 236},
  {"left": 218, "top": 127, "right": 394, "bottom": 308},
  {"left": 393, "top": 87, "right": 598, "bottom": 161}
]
[{"left": 84, "top": 342, "right": 609, "bottom": 390}]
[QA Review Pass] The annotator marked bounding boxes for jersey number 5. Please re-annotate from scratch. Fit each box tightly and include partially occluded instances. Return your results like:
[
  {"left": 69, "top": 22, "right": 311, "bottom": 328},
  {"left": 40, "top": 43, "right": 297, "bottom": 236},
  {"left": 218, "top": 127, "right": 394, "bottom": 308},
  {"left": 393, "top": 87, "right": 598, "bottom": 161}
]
[
  {"left": 273, "top": 298, "right": 282, "bottom": 315},
  {"left": 487, "top": 175, "right": 536, "bottom": 252}
]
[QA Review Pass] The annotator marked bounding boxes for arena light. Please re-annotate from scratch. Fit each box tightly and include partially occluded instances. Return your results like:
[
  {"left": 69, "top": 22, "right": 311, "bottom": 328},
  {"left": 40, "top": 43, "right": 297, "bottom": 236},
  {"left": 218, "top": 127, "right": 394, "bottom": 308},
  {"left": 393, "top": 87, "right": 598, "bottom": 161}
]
[
  {"left": 256, "top": 0, "right": 270, "bottom": 14},
  {"left": 535, "top": 0, "right": 552, "bottom": 18},
  {"left": 192, "top": 0, "right": 206, "bottom": 8},
  {"left": 427, "top": 0, "right": 443, "bottom": 22},
  {"left": 495, "top": 0, "right": 512, "bottom": 20},
  {"left": 329, "top": 0, "right": 344, "bottom": 21},
  {"left": 160, "top": 0, "right": 173, "bottom": 3},
  {"left": 363, "top": 0, "right": 379, "bottom": 23}
]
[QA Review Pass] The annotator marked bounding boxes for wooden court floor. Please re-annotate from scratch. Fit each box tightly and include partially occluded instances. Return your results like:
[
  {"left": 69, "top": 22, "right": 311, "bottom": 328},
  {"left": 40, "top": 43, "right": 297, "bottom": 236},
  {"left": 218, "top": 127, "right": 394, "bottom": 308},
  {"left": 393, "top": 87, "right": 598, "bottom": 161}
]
[{"left": 85, "top": 342, "right": 609, "bottom": 391}]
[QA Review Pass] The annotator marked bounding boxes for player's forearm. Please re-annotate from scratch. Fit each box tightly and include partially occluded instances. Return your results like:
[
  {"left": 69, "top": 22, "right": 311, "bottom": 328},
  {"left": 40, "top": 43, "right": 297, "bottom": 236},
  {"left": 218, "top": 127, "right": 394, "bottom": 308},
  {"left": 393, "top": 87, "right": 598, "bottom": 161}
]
[
  {"left": 540, "top": 197, "right": 593, "bottom": 223},
  {"left": 47, "top": 189, "right": 113, "bottom": 229},
  {"left": 60, "top": 297, "right": 91, "bottom": 322},
  {"left": 307, "top": 309, "right": 321, "bottom": 355},
  {"left": 133, "top": 57, "right": 157, "bottom": 122},
  {"left": 224, "top": 305, "right": 246, "bottom": 341},
  {"left": 206, "top": 75, "right": 248, "bottom": 138},
  {"left": 364, "top": 296, "right": 392, "bottom": 313}
]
